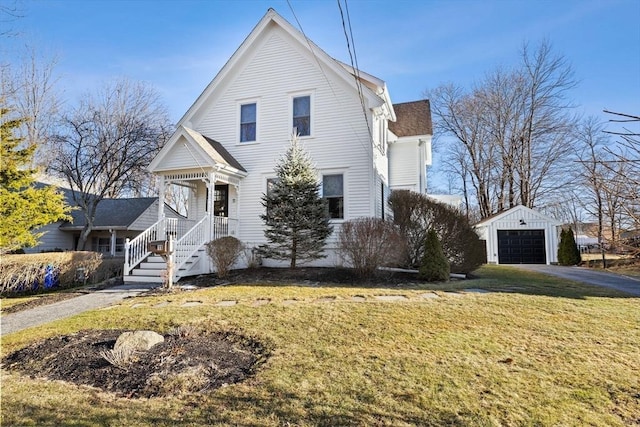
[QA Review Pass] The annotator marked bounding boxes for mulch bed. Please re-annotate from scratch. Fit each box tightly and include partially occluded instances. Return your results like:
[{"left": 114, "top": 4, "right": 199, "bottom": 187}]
[
  {"left": 2, "top": 328, "right": 271, "bottom": 399},
  {"left": 1, "top": 267, "right": 424, "bottom": 399}
]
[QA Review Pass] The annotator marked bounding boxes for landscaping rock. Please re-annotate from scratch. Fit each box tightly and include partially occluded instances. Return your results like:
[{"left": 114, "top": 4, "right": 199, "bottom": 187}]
[{"left": 114, "top": 330, "right": 164, "bottom": 352}]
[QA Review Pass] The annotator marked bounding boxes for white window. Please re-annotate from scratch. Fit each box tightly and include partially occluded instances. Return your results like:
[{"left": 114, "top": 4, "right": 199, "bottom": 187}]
[
  {"left": 323, "top": 174, "right": 344, "bottom": 219},
  {"left": 292, "top": 95, "right": 311, "bottom": 136},
  {"left": 240, "top": 102, "right": 257, "bottom": 142}
]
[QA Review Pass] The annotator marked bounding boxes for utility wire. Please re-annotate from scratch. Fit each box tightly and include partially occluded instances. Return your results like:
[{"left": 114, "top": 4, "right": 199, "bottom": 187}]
[
  {"left": 286, "top": 0, "right": 374, "bottom": 162},
  {"left": 338, "top": 0, "right": 375, "bottom": 149}
]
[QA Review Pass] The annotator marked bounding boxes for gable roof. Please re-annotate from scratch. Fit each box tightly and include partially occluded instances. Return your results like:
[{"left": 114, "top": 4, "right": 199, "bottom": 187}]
[
  {"left": 201, "top": 135, "right": 246, "bottom": 173},
  {"left": 148, "top": 126, "right": 247, "bottom": 175},
  {"left": 389, "top": 100, "right": 432, "bottom": 137},
  {"left": 60, "top": 197, "right": 158, "bottom": 230},
  {"left": 474, "top": 205, "right": 562, "bottom": 227},
  {"left": 177, "top": 8, "right": 385, "bottom": 129}
]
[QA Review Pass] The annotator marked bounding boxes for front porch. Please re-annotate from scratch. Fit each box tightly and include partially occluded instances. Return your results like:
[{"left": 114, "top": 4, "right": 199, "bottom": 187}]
[
  {"left": 123, "top": 126, "right": 248, "bottom": 284},
  {"left": 123, "top": 170, "right": 244, "bottom": 284}
]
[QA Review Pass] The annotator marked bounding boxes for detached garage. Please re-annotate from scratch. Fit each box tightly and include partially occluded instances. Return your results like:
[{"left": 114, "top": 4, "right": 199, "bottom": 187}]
[{"left": 474, "top": 205, "right": 562, "bottom": 265}]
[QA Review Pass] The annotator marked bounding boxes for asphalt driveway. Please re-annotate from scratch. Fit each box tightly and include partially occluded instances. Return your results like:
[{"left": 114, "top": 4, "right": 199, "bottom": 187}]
[{"left": 512, "top": 264, "right": 640, "bottom": 296}]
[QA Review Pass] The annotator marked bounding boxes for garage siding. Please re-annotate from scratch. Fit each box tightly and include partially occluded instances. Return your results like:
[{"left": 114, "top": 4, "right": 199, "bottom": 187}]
[{"left": 474, "top": 205, "right": 561, "bottom": 265}]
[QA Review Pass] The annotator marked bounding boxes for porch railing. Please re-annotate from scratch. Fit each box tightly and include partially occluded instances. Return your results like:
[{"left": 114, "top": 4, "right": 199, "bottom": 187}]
[
  {"left": 124, "top": 215, "right": 238, "bottom": 279},
  {"left": 173, "top": 215, "right": 210, "bottom": 275}
]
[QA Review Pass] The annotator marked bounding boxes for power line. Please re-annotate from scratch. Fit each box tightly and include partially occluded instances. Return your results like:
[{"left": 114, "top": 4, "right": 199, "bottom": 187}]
[
  {"left": 286, "top": 0, "right": 374, "bottom": 162},
  {"left": 337, "top": 0, "right": 375, "bottom": 149}
]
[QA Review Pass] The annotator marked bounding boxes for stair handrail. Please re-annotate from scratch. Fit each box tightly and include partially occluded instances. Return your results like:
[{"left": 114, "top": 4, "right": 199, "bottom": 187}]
[
  {"left": 124, "top": 217, "right": 177, "bottom": 276},
  {"left": 172, "top": 214, "right": 210, "bottom": 276}
]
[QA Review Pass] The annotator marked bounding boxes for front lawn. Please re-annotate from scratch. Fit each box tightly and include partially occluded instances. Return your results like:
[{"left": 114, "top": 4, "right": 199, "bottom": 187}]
[{"left": 1, "top": 265, "right": 638, "bottom": 426}]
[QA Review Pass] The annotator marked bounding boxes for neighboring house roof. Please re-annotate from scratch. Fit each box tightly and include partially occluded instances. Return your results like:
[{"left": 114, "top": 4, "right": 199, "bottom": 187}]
[
  {"left": 389, "top": 100, "right": 433, "bottom": 137},
  {"left": 60, "top": 198, "right": 158, "bottom": 230}
]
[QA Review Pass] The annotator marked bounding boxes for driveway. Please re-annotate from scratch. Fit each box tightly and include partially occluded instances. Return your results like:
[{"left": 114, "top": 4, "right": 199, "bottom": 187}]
[
  {"left": 512, "top": 264, "right": 640, "bottom": 296},
  {"left": 1, "top": 283, "right": 157, "bottom": 336}
]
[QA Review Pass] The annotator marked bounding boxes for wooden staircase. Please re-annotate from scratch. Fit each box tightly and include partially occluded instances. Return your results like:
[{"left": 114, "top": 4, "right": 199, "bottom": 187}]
[{"left": 124, "top": 215, "right": 232, "bottom": 284}]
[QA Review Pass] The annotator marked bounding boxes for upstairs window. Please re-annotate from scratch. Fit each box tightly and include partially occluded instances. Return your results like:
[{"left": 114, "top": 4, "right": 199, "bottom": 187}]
[
  {"left": 323, "top": 174, "right": 344, "bottom": 219},
  {"left": 293, "top": 95, "right": 311, "bottom": 136},
  {"left": 240, "top": 102, "right": 256, "bottom": 142}
]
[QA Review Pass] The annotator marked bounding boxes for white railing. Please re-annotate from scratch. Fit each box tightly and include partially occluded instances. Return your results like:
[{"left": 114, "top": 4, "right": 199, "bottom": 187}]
[
  {"left": 212, "top": 216, "right": 239, "bottom": 240},
  {"left": 173, "top": 215, "right": 210, "bottom": 276},
  {"left": 125, "top": 215, "right": 237, "bottom": 280},
  {"left": 124, "top": 217, "right": 199, "bottom": 276}
]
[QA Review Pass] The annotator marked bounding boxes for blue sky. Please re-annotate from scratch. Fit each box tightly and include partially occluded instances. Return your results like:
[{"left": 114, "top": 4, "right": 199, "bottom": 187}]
[{"left": 4, "top": 0, "right": 638, "bottom": 127}]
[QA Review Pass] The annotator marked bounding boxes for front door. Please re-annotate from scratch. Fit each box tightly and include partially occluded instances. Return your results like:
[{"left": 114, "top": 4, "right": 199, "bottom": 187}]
[{"left": 214, "top": 184, "right": 228, "bottom": 217}]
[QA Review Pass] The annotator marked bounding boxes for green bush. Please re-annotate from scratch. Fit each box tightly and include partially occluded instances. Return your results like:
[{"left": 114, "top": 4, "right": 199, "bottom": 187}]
[
  {"left": 419, "top": 229, "right": 450, "bottom": 282},
  {"left": 558, "top": 228, "right": 582, "bottom": 266}
]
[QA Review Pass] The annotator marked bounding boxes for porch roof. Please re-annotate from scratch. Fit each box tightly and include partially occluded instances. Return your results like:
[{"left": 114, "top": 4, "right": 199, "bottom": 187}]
[{"left": 202, "top": 135, "right": 247, "bottom": 172}]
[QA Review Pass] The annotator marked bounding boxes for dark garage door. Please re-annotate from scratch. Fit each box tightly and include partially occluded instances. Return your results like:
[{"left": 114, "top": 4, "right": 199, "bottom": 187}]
[{"left": 497, "top": 229, "right": 546, "bottom": 264}]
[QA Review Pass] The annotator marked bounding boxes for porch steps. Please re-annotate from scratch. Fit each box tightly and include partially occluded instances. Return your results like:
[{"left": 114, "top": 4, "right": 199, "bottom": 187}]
[{"left": 123, "top": 251, "right": 206, "bottom": 285}]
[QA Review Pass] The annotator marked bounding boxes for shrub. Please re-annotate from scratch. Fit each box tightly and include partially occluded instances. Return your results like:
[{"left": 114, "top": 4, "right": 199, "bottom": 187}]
[
  {"left": 558, "top": 228, "right": 582, "bottom": 266},
  {"left": 0, "top": 252, "right": 116, "bottom": 296},
  {"left": 388, "top": 190, "right": 484, "bottom": 273},
  {"left": 419, "top": 229, "right": 450, "bottom": 281},
  {"left": 206, "top": 236, "right": 244, "bottom": 278},
  {"left": 338, "top": 218, "right": 406, "bottom": 278}
]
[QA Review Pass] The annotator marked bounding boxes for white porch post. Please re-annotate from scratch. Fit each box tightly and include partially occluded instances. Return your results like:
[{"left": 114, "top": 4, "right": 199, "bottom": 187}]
[
  {"left": 109, "top": 229, "right": 116, "bottom": 257},
  {"left": 208, "top": 172, "right": 216, "bottom": 241},
  {"left": 158, "top": 175, "right": 165, "bottom": 221}
]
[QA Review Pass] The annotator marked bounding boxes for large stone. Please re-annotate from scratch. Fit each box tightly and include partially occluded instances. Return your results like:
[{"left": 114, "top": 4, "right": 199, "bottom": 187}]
[{"left": 114, "top": 330, "right": 164, "bottom": 352}]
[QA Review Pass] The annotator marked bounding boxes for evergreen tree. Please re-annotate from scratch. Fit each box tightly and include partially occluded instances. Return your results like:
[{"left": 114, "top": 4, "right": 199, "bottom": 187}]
[
  {"left": 419, "top": 229, "right": 450, "bottom": 281},
  {"left": 258, "top": 135, "right": 332, "bottom": 268},
  {"left": 0, "top": 106, "right": 70, "bottom": 253},
  {"left": 558, "top": 228, "right": 581, "bottom": 266}
]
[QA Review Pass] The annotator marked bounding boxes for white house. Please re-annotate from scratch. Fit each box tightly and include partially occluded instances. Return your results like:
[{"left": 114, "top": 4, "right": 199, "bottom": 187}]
[
  {"left": 474, "top": 205, "right": 562, "bottom": 265},
  {"left": 123, "top": 9, "right": 433, "bottom": 283}
]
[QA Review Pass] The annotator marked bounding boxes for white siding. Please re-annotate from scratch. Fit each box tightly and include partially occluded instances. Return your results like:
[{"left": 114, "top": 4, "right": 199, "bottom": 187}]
[
  {"left": 158, "top": 136, "right": 211, "bottom": 171},
  {"left": 475, "top": 206, "right": 561, "bottom": 265},
  {"left": 389, "top": 141, "right": 419, "bottom": 191},
  {"left": 193, "top": 27, "right": 375, "bottom": 247}
]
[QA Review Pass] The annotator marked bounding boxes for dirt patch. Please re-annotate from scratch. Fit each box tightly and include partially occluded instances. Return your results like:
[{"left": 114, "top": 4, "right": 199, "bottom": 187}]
[
  {"left": 1, "top": 291, "right": 86, "bottom": 314},
  {"left": 2, "top": 328, "right": 271, "bottom": 399}
]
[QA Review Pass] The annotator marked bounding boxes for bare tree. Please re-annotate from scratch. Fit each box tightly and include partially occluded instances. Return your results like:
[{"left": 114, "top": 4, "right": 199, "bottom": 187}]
[
  {"left": 574, "top": 117, "right": 611, "bottom": 265},
  {"left": 603, "top": 110, "right": 640, "bottom": 226},
  {"left": 0, "top": 46, "right": 62, "bottom": 167},
  {"left": 49, "top": 78, "right": 172, "bottom": 250},
  {"left": 429, "top": 41, "right": 577, "bottom": 219}
]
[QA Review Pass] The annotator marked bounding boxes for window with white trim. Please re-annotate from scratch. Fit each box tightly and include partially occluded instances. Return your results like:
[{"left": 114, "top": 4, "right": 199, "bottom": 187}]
[
  {"left": 323, "top": 174, "right": 344, "bottom": 219},
  {"left": 240, "top": 102, "right": 256, "bottom": 142},
  {"left": 292, "top": 95, "right": 311, "bottom": 136}
]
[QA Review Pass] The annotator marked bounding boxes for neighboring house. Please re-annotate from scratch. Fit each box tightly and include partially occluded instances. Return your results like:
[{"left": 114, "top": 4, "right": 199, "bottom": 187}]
[
  {"left": 474, "top": 205, "right": 562, "bottom": 265},
  {"left": 124, "top": 8, "right": 433, "bottom": 283},
  {"left": 26, "top": 185, "right": 181, "bottom": 257}
]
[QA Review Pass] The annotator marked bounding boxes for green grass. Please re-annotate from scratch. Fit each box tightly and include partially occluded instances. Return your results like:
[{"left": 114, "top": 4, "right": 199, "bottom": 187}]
[{"left": 2, "top": 265, "right": 639, "bottom": 426}]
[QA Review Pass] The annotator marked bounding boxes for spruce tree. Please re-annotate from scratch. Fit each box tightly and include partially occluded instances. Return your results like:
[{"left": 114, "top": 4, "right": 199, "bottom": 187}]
[
  {"left": 419, "top": 229, "right": 450, "bottom": 281},
  {"left": 558, "top": 228, "right": 581, "bottom": 266},
  {"left": 258, "top": 135, "right": 332, "bottom": 268},
  {"left": 0, "top": 106, "right": 70, "bottom": 253}
]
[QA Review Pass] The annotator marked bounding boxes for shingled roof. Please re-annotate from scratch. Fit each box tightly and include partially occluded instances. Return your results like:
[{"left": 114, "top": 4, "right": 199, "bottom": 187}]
[
  {"left": 202, "top": 135, "right": 247, "bottom": 172},
  {"left": 389, "top": 99, "right": 432, "bottom": 137},
  {"left": 60, "top": 197, "right": 158, "bottom": 230}
]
